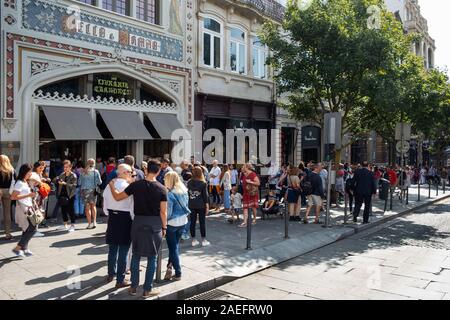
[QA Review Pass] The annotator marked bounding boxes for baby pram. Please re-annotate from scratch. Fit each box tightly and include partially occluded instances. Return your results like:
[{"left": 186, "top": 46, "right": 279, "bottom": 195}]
[{"left": 261, "top": 191, "right": 285, "bottom": 220}]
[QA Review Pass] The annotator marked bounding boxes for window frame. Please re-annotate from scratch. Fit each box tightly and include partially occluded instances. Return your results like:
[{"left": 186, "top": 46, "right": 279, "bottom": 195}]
[
  {"left": 201, "top": 17, "right": 223, "bottom": 70},
  {"left": 136, "top": 0, "right": 160, "bottom": 25},
  {"left": 229, "top": 27, "right": 247, "bottom": 75},
  {"left": 252, "top": 36, "right": 268, "bottom": 79},
  {"left": 102, "top": 0, "right": 131, "bottom": 16}
]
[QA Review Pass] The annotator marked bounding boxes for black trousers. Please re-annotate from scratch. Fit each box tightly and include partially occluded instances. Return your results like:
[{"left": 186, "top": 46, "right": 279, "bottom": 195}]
[
  {"left": 18, "top": 222, "right": 36, "bottom": 250},
  {"left": 347, "top": 192, "right": 354, "bottom": 212},
  {"left": 353, "top": 194, "right": 372, "bottom": 223},
  {"left": 190, "top": 208, "right": 206, "bottom": 238},
  {"left": 61, "top": 197, "right": 76, "bottom": 224}
]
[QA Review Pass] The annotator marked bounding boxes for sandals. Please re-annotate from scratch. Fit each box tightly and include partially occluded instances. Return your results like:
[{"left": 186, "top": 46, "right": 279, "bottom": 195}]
[
  {"left": 238, "top": 223, "right": 247, "bottom": 228},
  {"left": 4, "top": 234, "right": 13, "bottom": 241}
]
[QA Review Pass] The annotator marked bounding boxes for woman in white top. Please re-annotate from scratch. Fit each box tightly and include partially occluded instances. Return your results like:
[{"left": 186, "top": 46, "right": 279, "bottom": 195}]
[
  {"left": 11, "top": 164, "right": 37, "bottom": 257},
  {"left": 221, "top": 164, "right": 232, "bottom": 214}
]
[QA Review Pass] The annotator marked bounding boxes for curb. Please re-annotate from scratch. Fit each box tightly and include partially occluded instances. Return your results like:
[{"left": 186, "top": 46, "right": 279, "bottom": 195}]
[{"left": 156, "top": 193, "right": 450, "bottom": 300}]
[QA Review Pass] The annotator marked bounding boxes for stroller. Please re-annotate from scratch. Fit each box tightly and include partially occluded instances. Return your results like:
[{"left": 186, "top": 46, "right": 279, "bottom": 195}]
[{"left": 261, "top": 190, "right": 285, "bottom": 220}]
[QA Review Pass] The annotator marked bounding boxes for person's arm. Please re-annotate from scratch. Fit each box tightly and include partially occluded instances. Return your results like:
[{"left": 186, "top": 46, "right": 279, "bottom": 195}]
[
  {"left": 11, "top": 189, "right": 36, "bottom": 201},
  {"left": 202, "top": 183, "right": 209, "bottom": 214},
  {"left": 108, "top": 180, "right": 130, "bottom": 201},
  {"left": 160, "top": 201, "right": 167, "bottom": 237},
  {"left": 102, "top": 185, "right": 110, "bottom": 215},
  {"left": 67, "top": 174, "right": 77, "bottom": 189},
  {"left": 96, "top": 170, "right": 102, "bottom": 186}
]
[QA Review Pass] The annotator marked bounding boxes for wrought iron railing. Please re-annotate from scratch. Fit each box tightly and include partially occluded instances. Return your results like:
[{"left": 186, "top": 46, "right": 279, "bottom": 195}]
[{"left": 236, "top": 0, "right": 285, "bottom": 21}]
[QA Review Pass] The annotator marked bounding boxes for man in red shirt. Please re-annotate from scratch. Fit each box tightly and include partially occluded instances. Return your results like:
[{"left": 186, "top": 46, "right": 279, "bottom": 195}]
[{"left": 387, "top": 165, "right": 398, "bottom": 187}]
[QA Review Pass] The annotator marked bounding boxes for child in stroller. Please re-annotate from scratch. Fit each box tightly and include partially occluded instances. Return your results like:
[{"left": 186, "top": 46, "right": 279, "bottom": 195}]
[{"left": 261, "top": 190, "right": 283, "bottom": 220}]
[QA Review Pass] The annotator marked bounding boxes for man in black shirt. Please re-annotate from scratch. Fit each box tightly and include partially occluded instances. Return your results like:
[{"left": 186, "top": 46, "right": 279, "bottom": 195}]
[
  {"left": 109, "top": 159, "right": 167, "bottom": 298},
  {"left": 352, "top": 161, "right": 377, "bottom": 224}
]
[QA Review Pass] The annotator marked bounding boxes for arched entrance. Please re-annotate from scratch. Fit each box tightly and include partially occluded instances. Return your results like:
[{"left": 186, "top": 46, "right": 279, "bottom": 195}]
[{"left": 19, "top": 62, "right": 184, "bottom": 168}]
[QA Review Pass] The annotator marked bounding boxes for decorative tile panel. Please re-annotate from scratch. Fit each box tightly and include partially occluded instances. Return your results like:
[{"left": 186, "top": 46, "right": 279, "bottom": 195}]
[{"left": 22, "top": 0, "right": 184, "bottom": 62}]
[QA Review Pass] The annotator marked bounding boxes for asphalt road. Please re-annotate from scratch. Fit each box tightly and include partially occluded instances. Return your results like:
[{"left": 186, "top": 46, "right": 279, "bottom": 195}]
[{"left": 195, "top": 198, "right": 450, "bottom": 300}]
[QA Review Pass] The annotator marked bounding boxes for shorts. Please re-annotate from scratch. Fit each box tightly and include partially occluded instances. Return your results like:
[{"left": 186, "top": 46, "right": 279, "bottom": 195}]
[
  {"left": 307, "top": 195, "right": 322, "bottom": 207},
  {"left": 82, "top": 189, "right": 97, "bottom": 205}
]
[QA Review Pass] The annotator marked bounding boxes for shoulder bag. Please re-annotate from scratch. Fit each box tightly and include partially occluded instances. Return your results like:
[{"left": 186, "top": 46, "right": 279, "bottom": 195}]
[
  {"left": 24, "top": 199, "right": 44, "bottom": 227},
  {"left": 245, "top": 175, "right": 259, "bottom": 196}
]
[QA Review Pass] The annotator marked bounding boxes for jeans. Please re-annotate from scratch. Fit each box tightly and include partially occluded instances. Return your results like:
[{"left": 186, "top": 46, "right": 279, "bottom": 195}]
[
  {"left": 223, "top": 189, "right": 231, "bottom": 209},
  {"left": 74, "top": 187, "right": 85, "bottom": 216},
  {"left": 190, "top": 208, "right": 206, "bottom": 238},
  {"left": 166, "top": 225, "right": 185, "bottom": 277},
  {"left": 353, "top": 194, "right": 372, "bottom": 223},
  {"left": 108, "top": 243, "right": 131, "bottom": 284},
  {"left": 210, "top": 185, "right": 221, "bottom": 204},
  {"left": 130, "top": 254, "right": 157, "bottom": 291},
  {"left": 61, "top": 197, "right": 76, "bottom": 224},
  {"left": 18, "top": 222, "right": 36, "bottom": 250}
]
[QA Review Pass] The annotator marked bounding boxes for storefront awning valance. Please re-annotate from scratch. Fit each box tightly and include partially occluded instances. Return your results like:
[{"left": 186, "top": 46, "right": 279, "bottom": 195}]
[
  {"left": 145, "top": 113, "right": 183, "bottom": 140},
  {"left": 41, "top": 106, "right": 103, "bottom": 140},
  {"left": 98, "top": 110, "right": 152, "bottom": 140}
]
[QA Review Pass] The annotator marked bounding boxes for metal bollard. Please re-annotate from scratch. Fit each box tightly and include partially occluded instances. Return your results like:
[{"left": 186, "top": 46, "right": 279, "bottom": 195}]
[
  {"left": 246, "top": 210, "right": 252, "bottom": 250},
  {"left": 156, "top": 241, "right": 163, "bottom": 283},
  {"left": 406, "top": 187, "right": 409, "bottom": 205},
  {"left": 344, "top": 192, "right": 348, "bottom": 225},
  {"left": 444, "top": 180, "right": 446, "bottom": 194},
  {"left": 436, "top": 182, "right": 439, "bottom": 196},
  {"left": 417, "top": 183, "right": 420, "bottom": 202},
  {"left": 389, "top": 187, "right": 393, "bottom": 211},
  {"left": 428, "top": 183, "right": 431, "bottom": 198},
  {"left": 284, "top": 201, "right": 289, "bottom": 239}
]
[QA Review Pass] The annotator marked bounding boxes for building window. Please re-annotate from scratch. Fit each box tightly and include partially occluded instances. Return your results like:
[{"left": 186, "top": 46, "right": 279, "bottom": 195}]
[
  {"left": 77, "top": 0, "right": 96, "bottom": 5},
  {"left": 102, "top": 0, "right": 130, "bottom": 16},
  {"left": 253, "top": 36, "right": 267, "bottom": 79},
  {"left": 136, "top": 0, "right": 159, "bottom": 24},
  {"left": 230, "top": 27, "right": 246, "bottom": 74},
  {"left": 202, "top": 18, "right": 222, "bottom": 69}
]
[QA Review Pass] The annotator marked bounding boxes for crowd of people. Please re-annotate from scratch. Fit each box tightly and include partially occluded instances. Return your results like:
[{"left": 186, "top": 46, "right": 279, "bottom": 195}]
[{"left": 1, "top": 152, "right": 449, "bottom": 297}]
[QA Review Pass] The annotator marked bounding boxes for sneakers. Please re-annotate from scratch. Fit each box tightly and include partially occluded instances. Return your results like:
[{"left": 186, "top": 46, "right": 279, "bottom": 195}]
[
  {"left": 86, "top": 223, "right": 92, "bottom": 229},
  {"left": 115, "top": 281, "right": 130, "bottom": 289},
  {"left": 181, "top": 233, "right": 190, "bottom": 241},
  {"left": 191, "top": 239, "right": 199, "bottom": 247},
  {"left": 164, "top": 268, "right": 173, "bottom": 281},
  {"left": 172, "top": 275, "right": 182, "bottom": 281},
  {"left": 33, "top": 231, "right": 45, "bottom": 237},
  {"left": 92, "top": 222, "right": 97, "bottom": 229},
  {"left": 128, "top": 287, "right": 137, "bottom": 296},
  {"left": 143, "top": 290, "right": 160, "bottom": 298},
  {"left": 57, "top": 225, "right": 69, "bottom": 231},
  {"left": 201, "top": 239, "right": 210, "bottom": 247},
  {"left": 24, "top": 250, "right": 33, "bottom": 257},
  {"left": 68, "top": 225, "right": 75, "bottom": 232},
  {"left": 12, "top": 249, "right": 25, "bottom": 258}
]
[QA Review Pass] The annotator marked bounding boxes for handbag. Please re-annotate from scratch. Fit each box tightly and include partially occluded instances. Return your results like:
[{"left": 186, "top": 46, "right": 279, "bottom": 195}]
[
  {"left": 25, "top": 200, "right": 44, "bottom": 226},
  {"left": 94, "top": 170, "right": 101, "bottom": 196},
  {"left": 245, "top": 175, "right": 259, "bottom": 196}
]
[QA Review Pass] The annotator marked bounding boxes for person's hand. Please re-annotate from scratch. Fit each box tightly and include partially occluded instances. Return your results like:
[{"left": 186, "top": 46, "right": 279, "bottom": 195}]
[
  {"left": 246, "top": 179, "right": 252, "bottom": 184},
  {"left": 29, "top": 192, "right": 37, "bottom": 198},
  {"left": 162, "top": 229, "right": 167, "bottom": 237}
]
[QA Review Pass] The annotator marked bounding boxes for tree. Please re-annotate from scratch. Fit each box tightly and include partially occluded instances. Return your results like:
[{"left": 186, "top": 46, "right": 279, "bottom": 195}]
[{"left": 261, "top": 0, "right": 418, "bottom": 162}]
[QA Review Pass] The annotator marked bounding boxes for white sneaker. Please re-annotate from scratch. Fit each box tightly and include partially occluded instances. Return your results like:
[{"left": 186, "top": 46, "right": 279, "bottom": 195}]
[
  {"left": 86, "top": 223, "right": 92, "bottom": 229},
  {"left": 56, "top": 225, "right": 68, "bottom": 231},
  {"left": 12, "top": 249, "right": 25, "bottom": 257},
  {"left": 191, "top": 239, "right": 199, "bottom": 247},
  {"left": 24, "top": 250, "right": 33, "bottom": 257},
  {"left": 68, "top": 225, "right": 75, "bottom": 232},
  {"left": 33, "top": 231, "right": 45, "bottom": 237},
  {"left": 201, "top": 239, "right": 210, "bottom": 247}
]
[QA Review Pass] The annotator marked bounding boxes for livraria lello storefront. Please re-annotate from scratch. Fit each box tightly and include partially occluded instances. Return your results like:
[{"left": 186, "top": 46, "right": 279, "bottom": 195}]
[{"left": 1, "top": 0, "right": 194, "bottom": 167}]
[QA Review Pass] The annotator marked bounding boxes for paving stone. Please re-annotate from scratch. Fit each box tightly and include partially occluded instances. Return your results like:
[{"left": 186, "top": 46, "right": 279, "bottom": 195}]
[{"left": 426, "top": 281, "right": 450, "bottom": 293}]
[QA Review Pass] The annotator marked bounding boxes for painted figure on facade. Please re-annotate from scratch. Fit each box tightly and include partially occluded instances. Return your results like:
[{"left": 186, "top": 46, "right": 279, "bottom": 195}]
[{"left": 169, "top": 0, "right": 183, "bottom": 36}]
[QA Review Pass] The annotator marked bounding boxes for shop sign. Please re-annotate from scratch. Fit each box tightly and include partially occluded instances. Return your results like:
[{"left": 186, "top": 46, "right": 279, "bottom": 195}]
[
  {"left": 301, "top": 126, "right": 321, "bottom": 148},
  {"left": 93, "top": 76, "right": 132, "bottom": 97}
]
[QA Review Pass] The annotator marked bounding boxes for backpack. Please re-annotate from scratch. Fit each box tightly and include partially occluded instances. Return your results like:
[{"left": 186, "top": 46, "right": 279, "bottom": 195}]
[
  {"left": 345, "top": 177, "right": 356, "bottom": 193},
  {"left": 300, "top": 175, "right": 313, "bottom": 196}
]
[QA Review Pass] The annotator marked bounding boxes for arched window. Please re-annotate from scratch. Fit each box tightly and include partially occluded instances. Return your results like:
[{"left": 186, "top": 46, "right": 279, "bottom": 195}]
[
  {"left": 229, "top": 27, "right": 246, "bottom": 74},
  {"left": 252, "top": 36, "right": 267, "bottom": 79},
  {"left": 202, "top": 18, "right": 222, "bottom": 69}
]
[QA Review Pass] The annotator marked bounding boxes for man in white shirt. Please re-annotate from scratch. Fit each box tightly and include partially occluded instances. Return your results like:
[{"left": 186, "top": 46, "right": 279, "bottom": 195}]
[
  {"left": 268, "top": 163, "right": 280, "bottom": 190},
  {"left": 103, "top": 164, "right": 134, "bottom": 289},
  {"left": 209, "top": 160, "right": 222, "bottom": 211}
]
